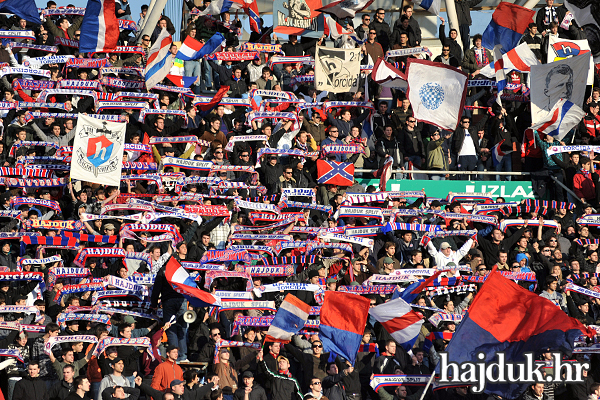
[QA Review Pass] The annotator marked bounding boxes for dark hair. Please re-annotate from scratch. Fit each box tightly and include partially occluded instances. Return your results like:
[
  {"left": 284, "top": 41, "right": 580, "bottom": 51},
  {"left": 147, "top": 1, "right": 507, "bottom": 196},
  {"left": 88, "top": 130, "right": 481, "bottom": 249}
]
[
  {"left": 210, "top": 389, "right": 223, "bottom": 400},
  {"left": 73, "top": 375, "right": 87, "bottom": 389},
  {"left": 45, "top": 322, "right": 60, "bottom": 333},
  {"left": 183, "top": 369, "right": 197, "bottom": 384},
  {"left": 580, "top": 156, "right": 591, "bottom": 165},
  {"left": 472, "top": 34, "right": 482, "bottom": 45},
  {"left": 63, "top": 365, "right": 75, "bottom": 373},
  {"left": 118, "top": 323, "right": 132, "bottom": 334}
]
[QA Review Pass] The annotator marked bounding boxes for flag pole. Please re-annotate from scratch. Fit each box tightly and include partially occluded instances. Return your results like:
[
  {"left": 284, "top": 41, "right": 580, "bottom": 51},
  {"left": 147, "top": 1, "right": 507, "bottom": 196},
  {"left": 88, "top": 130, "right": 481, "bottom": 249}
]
[{"left": 418, "top": 369, "right": 436, "bottom": 400}]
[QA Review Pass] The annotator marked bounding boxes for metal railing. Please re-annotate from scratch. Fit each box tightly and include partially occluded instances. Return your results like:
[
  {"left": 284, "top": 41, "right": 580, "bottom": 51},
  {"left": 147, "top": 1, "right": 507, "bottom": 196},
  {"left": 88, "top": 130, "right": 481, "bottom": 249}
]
[{"left": 354, "top": 169, "right": 531, "bottom": 176}]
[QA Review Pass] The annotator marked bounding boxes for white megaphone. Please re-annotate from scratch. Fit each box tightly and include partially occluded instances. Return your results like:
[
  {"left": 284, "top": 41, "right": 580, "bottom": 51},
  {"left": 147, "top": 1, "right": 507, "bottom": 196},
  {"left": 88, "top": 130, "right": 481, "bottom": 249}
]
[{"left": 183, "top": 310, "right": 197, "bottom": 323}]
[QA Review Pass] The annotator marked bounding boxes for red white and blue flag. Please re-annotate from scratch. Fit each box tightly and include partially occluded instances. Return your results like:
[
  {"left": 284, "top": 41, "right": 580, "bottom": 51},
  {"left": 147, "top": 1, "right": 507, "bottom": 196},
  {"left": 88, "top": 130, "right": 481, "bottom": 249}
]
[
  {"left": 176, "top": 35, "right": 204, "bottom": 61},
  {"left": 78, "top": 0, "right": 119, "bottom": 54},
  {"left": 324, "top": 16, "right": 353, "bottom": 40},
  {"left": 317, "top": 159, "right": 354, "bottom": 186},
  {"left": 482, "top": 2, "right": 535, "bottom": 53},
  {"left": 264, "top": 294, "right": 311, "bottom": 343},
  {"left": 144, "top": 28, "right": 173, "bottom": 90},
  {"left": 0, "top": 0, "right": 40, "bottom": 24},
  {"left": 440, "top": 270, "right": 594, "bottom": 398},
  {"left": 529, "top": 98, "right": 585, "bottom": 141},
  {"left": 319, "top": 291, "right": 370, "bottom": 364},
  {"left": 491, "top": 139, "right": 512, "bottom": 167},
  {"left": 369, "top": 297, "right": 424, "bottom": 351},
  {"left": 318, "top": 0, "right": 374, "bottom": 19},
  {"left": 166, "top": 74, "right": 196, "bottom": 88},
  {"left": 416, "top": 0, "right": 441, "bottom": 15},
  {"left": 165, "top": 256, "right": 221, "bottom": 307}
]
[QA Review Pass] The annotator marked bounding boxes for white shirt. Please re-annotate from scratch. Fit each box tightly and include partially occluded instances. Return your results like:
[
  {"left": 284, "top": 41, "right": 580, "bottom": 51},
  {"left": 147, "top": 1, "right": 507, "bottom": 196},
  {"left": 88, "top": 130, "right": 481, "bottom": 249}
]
[{"left": 459, "top": 130, "right": 477, "bottom": 157}]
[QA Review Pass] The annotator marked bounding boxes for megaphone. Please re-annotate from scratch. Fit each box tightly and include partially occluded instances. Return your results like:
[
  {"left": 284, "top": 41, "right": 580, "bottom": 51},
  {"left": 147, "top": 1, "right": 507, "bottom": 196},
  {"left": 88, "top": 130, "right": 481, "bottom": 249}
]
[{"left": 183, "top": 310, "right": 197, "bottom": 323}]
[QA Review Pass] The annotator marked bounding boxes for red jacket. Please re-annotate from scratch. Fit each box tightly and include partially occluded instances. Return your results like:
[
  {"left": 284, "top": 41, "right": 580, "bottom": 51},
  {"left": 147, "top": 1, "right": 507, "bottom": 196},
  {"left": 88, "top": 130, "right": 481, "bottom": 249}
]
[{"left": 573, "top": 170, "right": 596, "bottom": 201}]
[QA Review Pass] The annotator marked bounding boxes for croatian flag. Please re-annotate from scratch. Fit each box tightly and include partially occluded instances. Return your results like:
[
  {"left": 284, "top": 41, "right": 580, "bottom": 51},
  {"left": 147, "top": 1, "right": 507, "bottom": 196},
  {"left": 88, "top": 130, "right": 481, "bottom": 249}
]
[
  {"left": 264, "top": 294, "right": 311, "bottom": 343},
  {"left": 481, "top": 2, "right": 535, "bottom": 53},
  {"left": 369, "top": 297, "right": 424, "bottom": 351},
  {"left": 441, "top": 270, "right": 594, "bottom": 398},
  {"left": 176, "top": 35, "right": 204, "bottom": 61},
  {"left": 165, "top": 256, "right": 221, "bottom": 307},
  {"left": 502, "top": 42, "right": 540, "bottom": 72},
  {"left": 144, "top": 28, "right": 173, "bottom": 90},
  {"left": 318, "top": 0, "right": 374, "bottom": 19},
  {"left": 529, "top": 99, "right": 585, "bottom": 141},
  {"left": 324, "top": 16, "right": 353, "bottom": 40},
  {"left": 0, "top": 0, "right": 40, "bottom": 24},
  {"left": 491, "top": 139, "right": 512, "bottom": 167},
  {"left": 195, "top": 32, "right": 226, "bottom": 59},
  {"left": 319, "top": 291, "right": 370, "bottom": 365},
  {"left": 416, "top": 0, "right": 441, "bottom": 16},
  {"left": 79, "top": 0, "right": 119, "bottom": 54}
]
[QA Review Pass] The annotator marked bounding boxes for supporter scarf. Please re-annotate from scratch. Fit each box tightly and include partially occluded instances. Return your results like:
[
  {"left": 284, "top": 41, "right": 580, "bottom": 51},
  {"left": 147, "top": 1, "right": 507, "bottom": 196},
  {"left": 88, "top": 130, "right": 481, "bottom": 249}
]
[
  {"left": 201, "top": 250, "right": 252, "bottom": 264},
  {"left": 184, "top": 263, "right": 227, "bottom": 271},
  {"left": 92, "top": 337, "right": 152, "bottom": 358},
  {"left": 154, "top": 193, "right": 206, "bottom": 203},
  {"left": 54, "top": 282, "right": 105, "bottom": 303},
  {"left": 218, "top": 301, "right": 276, "bottom": 313},
  {"left": 92, "top": 290, "right": 146, "bottom": 303},
  {"left": 370, "top": 375, "right": 430, "bottom": 392},
  {"left": 335, "top": 206, "right": 383, "bottom": 221},
  {"left": 153, "top": 84, "right": 194, "bottom": 95},
  {"left": 385, "top": 47, "right": 432, "bottom": 59},
  {"left": 20, "top": 255, "right": 62, "bottom": 269},
  {"left": 229, "top": 245, "right": 274, "bottom": 255},
  {"left": 256, "top": 255, "right": 317, "bottom": 265},
  {"left": 21, "top": 325, "right": 46, "bottom": 333},
  {"left": 0, "top": 30, "right": 34, "bottom": 40},
  {"left": 572, "top": 273, "right": 600, "bottom": 279},
  {"left": 0, "top": 349, "right": 24, "bottom": 363},
  {"left": 122, "top": 162, "right": 158, "bottom": 171},
  {"left": 57, "top": 79, "right": 103, "bottom": 90},
  {"left": 17, "top": 102, "right": 66, "bottom": 111},
  {"left": 268, "top": 56, "right": 313, "bottom": 68},
  {"left": 344, "top": 226, "right": 384, "bottom": 237},
  {"left": 278, "top": 200, "right": 332, "bottom": 214},
  {"left": 101, "top": 202, "right": 154, "bottom": 214},
  {"left": 383, "top": 222, "right": 441, "bottom": 233},
  {"left": 47, "top": 267, "right": 89, "bottom": 290},
  {"left": 54, "top": 37, "right": 79, "bottom": 48},
  {"left": 97, "top": 101, "right": 147, "bottom": 113},
  {"left": 321, "top": 144, "right": 365, "bottom": 156},
  {"left": 28, "top": 112, "right": 75, "bottom": 119},
  {"left": 80, "top": 212, "right": 143, "bottom": 222},
  {"left": 42, "top": 7, "right": 85, "bottom": 15},
  {"left": 419, "top": 230, "right": 477, "bottom": 246},
  {"left": 546, "top": 145, "right": 600, "bottom": 156},
  {"left": 182, "top": 205, "right": 231, "bottom": 218},
  {"left": 6, "top": 42, "right": 58, "bottom": 53},
  {"left": 235, "top": 199, "right": 280, "bottom": 214},
  {"left": 320, "top": 232, "right": 373, "bottom": 249},
  {"left": 213, "top": 339, "right": 261, "bottom": 363},
  {"left": 161, "top": 157, "right": 212, "bottom": 171},
  {"left": 24, "top": 219, "right": 83, "bottom": 231},
  {"left": 0, "top": 321, "right": 21, "bottom": 331},
  {"left": 576, "top": 215, "right": 600, "bottom": 226},
  {"left": 574, "top": 239, "right": 600, "bottom": 246},
  {"left": 204, "top": 270, "right": 253, "bottom": 291},
  {"left": 499, "top": 219, "right": 558, "bottom": 232},
  {"left": 427, "top": 284, "right": 477, "bottom": 296},
  {"left": 21, "top": 236, "right": 78, "bottom": 247},
  {"left": 291, "top": 75, "right": 315, "bottom": 85},
  {"left": 441, "top": 212, "right": 498, "bottom": 226},
  {"left": 95, "top": 306, "right": 159, "bottom": 321},
  {"left": 566, "top": 282, "right": 600, "bottom": 300},
  {"left": 0, "top": 177, "right": 68, "bottom": 187},
  {"left": 28, "top": 164, "right": 70, "bottom": 171},
  {"left": 120, "top": 223, "right": 183, "bottom": 242},
  {"left": 323, "top": 101, "right": 374, "bottom": 112},
  {"left": 193, "top": 96, "right": 250, "bottom": 107},
  {"left": 100, "top": 67, "right": 144, "bottom": 77},
  {"left": 13, "top": 79, "right": 55, "bottom": 90},
  {"left": 11, "top": 197, "right": 61, "bottom": 213},
  {"left": 224, "top": 135, "right": 267, "bottom": 151},
  {"left": 206, "top": 52, "right": 258, "bottom": 61},
  {"left": 1, "top": 67, "right": 50, "bottom": 79},
  {"left": 338, "top": 285, "right": 396, "bottom": 294},
  {"left": 38, "top": 89, "right": 97, "bottom": 103},
  {"left": 97, "top": 300, "right": 151, "bottom": 309},
  {"left": 242, "top": 266, "right": 295, "bottom": 277},
  {"left": 446, "top": 193, "right": 493, "bottom": 202},
  {"left": 255, "top": 148, "right": 315, "bottom": 167},
  {"left": 127, "top": 273, "right": 155, "bottom": 286},
  {"left": 104, "top": 276, "right": 148, "bottom": 296},
  {"left": 273, "top": 240, "right": 308, "bottom": 254},
  {"left": 462, "top": 272, "right": 537, "bottom": 283},
  {"left": 215, "top": 291, "right": 253, "bottom": 301},
  {"left": 523, "top": 199, "right": 575, "bottom": 210},
  {"left": 119, "top": 175, "right": 163, "bottom": 192},
  {"left": 74, "top": 248, "right": 127, "bottom": 267},
  {"left": 175, "top": 177, "right": 222, "bottom": 192},
  {"left": 141, "top": 211, "right": 200, "bottom": 224},
  {"left": 57, "top": 312, "right": 110, "bottom": 327},
  {"left": 138, "top": 109, "right": 187, "bottom": 123},
  {"left": 247, "top": 111, "right": 297, "bottom": 126},
  {"left": 367, "top": 274, "right": 417, "bottom": 284},
  {"left": 0, "top": 210, "right": 20, "bottom": 220},
  {"left": 240, "top": 43, "right": 282, "bottom": 53},
  {"left": 253, "top": 283, "right": 323, "bottom": 297},
  {"left": 306, "top": 242, "right": 353, "bottom": 256},
  {"left": 230, "top": 234, "right": 291, "bottom": 243},
  {"left": 231, "top": 315, "right": 320, "bottom": 335},
  {"left": 44, "top": 335, "right": 98, "bottom": 355},
  {"left": 0, "top": 271, "right": 44, "bottom": 283},
  {"left": 100, "top": 76, "right": 144, "bottom": 89},
  {"left": 120, "top": 231, "right": 178, "bottom": 248},
  {"left": 342, "top": 192, "right": 387, "bottom": 205},
  {"left": 0, "top": 305, "right": 42, "bottom": 322}
]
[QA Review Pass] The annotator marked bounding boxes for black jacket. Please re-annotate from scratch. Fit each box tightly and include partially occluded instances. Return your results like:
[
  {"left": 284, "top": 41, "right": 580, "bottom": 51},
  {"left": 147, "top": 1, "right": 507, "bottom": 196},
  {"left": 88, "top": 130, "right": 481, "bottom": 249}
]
[
  {"left": 369, "top": 19, "right": 392, "bottom": 52},
  {"left": 258, "top": 361, "right": 302, "bottom": 400},
  {"left": 103, "top": 386, "right": 140, "bottom": 400},
  {"left": 48, "top": 380, "right": 74, "bottom": 400},
  {"left": 233, "top": 384, "right": 268, "bottom": 400},
  {"left": 454, "top": 0, "right": 483, "bottom": 26},
  {"left": 150, "top": 264, "right": 185, "bottom": 308},
  {"left": 438, "top": 23, "right": 463, "bottom": 60},
  {"left": 13, "top": 375, "right": 47, "bottom": 400},
  {"left": 452, "top": 127, "right": 481, "bottom": 156}
]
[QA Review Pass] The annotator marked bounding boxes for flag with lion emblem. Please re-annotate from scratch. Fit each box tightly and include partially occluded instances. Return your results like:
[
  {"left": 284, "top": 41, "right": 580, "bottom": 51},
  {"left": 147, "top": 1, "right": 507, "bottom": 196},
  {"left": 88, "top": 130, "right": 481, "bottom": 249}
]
[
  {"left": 71, "top": 113, "right": 126, "bottom": 186},
  {"left": 315, "top": 45, "right": 361, "bottom": 93}
]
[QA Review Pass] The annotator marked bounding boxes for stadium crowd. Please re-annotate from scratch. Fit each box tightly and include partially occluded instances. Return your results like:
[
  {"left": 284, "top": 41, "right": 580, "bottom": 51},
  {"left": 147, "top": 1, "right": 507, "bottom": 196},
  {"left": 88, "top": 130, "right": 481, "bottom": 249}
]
[{"left": 0, "top": 1, "right": 596, "bottom": 400}]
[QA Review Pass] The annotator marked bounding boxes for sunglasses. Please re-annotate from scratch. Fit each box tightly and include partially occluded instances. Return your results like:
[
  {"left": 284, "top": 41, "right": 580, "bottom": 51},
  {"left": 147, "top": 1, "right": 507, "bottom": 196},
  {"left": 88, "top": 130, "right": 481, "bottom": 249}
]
[
  {"left": 214, "top": 151, "right": 223, "bottom": 154},
  {"left": 312, "top": 344, "right": 323, "bottom": 348},
  {"left": 312, "top": 382, "right": 322, "bottom": 385}
]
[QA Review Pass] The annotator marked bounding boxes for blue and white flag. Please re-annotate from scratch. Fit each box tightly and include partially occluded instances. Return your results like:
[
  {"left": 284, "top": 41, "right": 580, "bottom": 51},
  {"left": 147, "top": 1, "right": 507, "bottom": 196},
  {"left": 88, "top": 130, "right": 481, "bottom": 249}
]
[{"left": 416, "top": 0, "right": 440, "bottom": 15}]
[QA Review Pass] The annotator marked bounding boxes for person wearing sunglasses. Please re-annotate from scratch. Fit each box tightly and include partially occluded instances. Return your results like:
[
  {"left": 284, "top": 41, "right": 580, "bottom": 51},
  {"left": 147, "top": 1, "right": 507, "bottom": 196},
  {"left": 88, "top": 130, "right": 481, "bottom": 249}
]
[{"left": 284, "top": 338, "right": 328, "bottom": 392}]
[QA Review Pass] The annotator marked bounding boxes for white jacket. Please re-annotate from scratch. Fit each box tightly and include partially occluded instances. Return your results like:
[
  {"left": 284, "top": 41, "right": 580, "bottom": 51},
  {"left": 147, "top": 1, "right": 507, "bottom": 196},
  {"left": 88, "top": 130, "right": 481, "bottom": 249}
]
[{"left": 427, "top": 239, "right": 473, "bottom": 269}]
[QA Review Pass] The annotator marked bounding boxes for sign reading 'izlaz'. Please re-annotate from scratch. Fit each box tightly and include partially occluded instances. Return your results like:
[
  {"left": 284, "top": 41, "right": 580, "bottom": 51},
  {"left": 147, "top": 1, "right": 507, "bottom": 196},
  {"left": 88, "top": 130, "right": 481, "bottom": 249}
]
[{"left": 357, "top": 180, "right": 536, "bottom": 201}]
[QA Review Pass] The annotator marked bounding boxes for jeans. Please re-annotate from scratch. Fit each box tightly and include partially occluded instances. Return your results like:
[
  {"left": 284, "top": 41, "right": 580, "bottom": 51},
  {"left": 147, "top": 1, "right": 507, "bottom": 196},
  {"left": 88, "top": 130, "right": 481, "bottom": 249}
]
[
  {"left": 91, "top": 381, "right": 101, "bottom": 400},
  {"left": 8, "top": 377, "right": 20, "bottom": 400},
  {"left": 457, "top": 155, "right": 478, "bottom": 180},
  {"left": 495, "top": 154, "right": 512, "bottom": 181},
  {"left": 185, "top": 61, "right": 202, "bottom": 94},
  {"left": 202, "top": 59, "right": 213, "bottom": 91},
  {"left": 163, "top": 297, "right": 188, "bottom": 360},
  {"left": 477, "top": 157, "right": 492, "bottom": 181},
  {"left": 460, "top": 24, "right": 470, "bottom": 55},
  {"left": 431, "top": 174, "right": 446, "bottom": 181},
  {"left": 405, "top": 155, "right": 422, "bottom": 168}
]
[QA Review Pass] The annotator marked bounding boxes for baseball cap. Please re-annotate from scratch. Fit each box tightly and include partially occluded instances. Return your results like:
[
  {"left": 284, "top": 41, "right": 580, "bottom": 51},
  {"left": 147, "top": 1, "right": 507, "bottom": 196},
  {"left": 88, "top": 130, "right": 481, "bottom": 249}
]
[
  {"left": 123, "top": 316, "right": 135, "bottom": 324},
  {"left": 326, "top": 277, "right": 336, "bottom": 284},
  {"left": 440, "top": 242, "right": 451, "bottom": 250},
  {"left": 242, "top": 371, "right": 254, "bottom": 378},
  {"left": 104, "top": 223, "right": 115, "bottom": 230},
  {"left": 170, "top": 379, "right": 184, "bottom": 387},
  {"left": 384, "top": 257, "right": 394, "bottom": 264},
  {"left": 166, "top": 344, "right": 179, "bottom": 352},
  {"left": 109, "top": 357, "right": 124, "bottom": 366},
  {"left": 430, "top": 200, "right": 442, "bottom": 207}
]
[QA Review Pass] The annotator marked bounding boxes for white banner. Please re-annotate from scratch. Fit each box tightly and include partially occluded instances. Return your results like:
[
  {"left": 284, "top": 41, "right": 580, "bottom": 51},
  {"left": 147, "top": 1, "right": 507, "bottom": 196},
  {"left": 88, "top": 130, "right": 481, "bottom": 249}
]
[
  {"left": 406, "top": 59, "right": 468, "bottom": 131},
  {"left": 548, "top": 36, "right": 594, "bottom": 84},
  {"left": 70, "top": 113, "right": 126, "bottom": 186},
  {"left": 530, "top": 53, "right": 590, "bottom": 124},
  {"left": 315, "top": 45, "right": 361, "bottom": 93}
]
